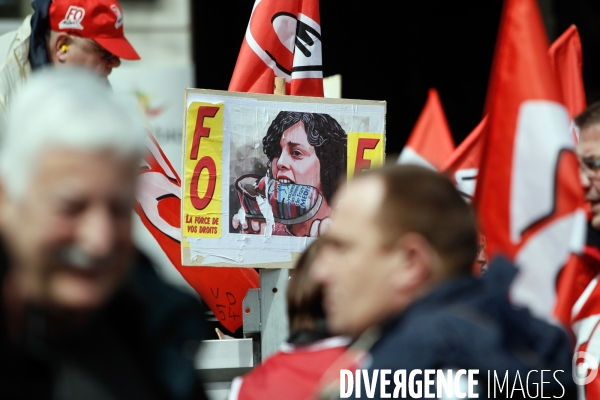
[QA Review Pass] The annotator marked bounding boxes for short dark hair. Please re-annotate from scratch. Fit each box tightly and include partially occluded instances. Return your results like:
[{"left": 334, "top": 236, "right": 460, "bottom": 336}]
[
  {"left": 368, "top": 165, "right": 478, "bottom": 277},
  {"left": 262, "top": 111, "right": 347, "bottom": 203},
  {"left": 287, "top": 239, "right": 325, "bottom": 332},
  {"left": 575, "top": 101, "right": 600, "bottom": 132}
]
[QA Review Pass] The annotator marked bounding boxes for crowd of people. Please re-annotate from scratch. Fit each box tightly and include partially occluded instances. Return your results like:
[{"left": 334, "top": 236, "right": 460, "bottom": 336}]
[{"left": 0, "top": 0, "right": 598, "bottom": 400}]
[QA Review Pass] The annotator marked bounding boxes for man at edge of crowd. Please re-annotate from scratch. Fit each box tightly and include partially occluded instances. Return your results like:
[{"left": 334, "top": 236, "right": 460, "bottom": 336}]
[
  {"left": 311, "top": 164, "right": 575, "bottom": 399},
  {"left": 0, "top": 0, "right": 139, "bottom": 117},
  {"left": 0, "top": 67, "right": 207, "bottom": 400},
  {"left": 553, "top": 102, "right": 600, "bottom": 399}
]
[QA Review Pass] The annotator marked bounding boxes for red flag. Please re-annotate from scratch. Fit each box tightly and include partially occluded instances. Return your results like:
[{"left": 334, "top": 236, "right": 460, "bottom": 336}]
[
  {"left": 442, "top": 26, "right": 586, "bottom": 199},
  {"left": 136, "top": 133, "right": 259, "bottom": 333},
  {"left": 474, "top": 0, "right": 585, "bottom": 323},
  {"left": 442, "top": 116, "right": 487, "bottom": 201},
  {"left": 549, "top": 25, "right": 587, "bottom": 120},
  {"left": 397, "top": 89, "right": 455, "bottom": 170},
  {"left": 229, "top": 0, "right": 324, "bottom": 97}
]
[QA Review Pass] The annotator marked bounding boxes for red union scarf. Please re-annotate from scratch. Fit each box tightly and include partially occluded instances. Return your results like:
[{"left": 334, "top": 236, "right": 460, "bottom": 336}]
[
  {"left": 397, "top": 88, "right": 455, "bottom": 170},
  {"left": 556, "top": 235, "right": 600, "bottom": 398},
  {"left": 229, "top": 0, "right": 324, "bottom": 96},
  {"left": 136, "top": 133, "right": 259, "bottom": 333},
  {"left": 474, "top": 0, "right": 585, "bottom": 321},
  {"left": 229, "top": 337, "right": 351, "bottom": 400}
]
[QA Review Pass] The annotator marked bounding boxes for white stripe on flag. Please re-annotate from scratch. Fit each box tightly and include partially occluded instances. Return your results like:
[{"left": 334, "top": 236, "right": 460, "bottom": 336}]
[{"left": 397, "top": 146, "right": 436, "bottom": 170}]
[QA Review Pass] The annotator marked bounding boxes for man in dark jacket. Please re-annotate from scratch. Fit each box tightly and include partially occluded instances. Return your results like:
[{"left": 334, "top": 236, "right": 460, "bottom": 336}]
[
  {"left": 312, "top": 165, "right": 576, "bottom": 399},
  {"left": 0, "top": 67, "right": 207, "bottom": 400}
]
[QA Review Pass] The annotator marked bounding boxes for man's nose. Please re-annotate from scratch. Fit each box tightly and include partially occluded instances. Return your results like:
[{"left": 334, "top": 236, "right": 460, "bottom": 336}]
[
  {"left": 77, "top": 207, "right": 116, "bottom": 258},
  {"left": 107, "top": 56, "right": 121, "bottom": 69}
]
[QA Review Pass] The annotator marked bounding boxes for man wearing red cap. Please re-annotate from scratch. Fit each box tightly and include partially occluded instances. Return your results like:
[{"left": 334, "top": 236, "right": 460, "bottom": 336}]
[{"left": 0, "top": 0, "right": 140, "bottom": 116}]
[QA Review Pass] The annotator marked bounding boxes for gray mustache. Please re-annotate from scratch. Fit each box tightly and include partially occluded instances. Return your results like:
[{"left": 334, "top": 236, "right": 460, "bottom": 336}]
[{"left": 58, "top": 247, "right": 115, "bottom": 271}]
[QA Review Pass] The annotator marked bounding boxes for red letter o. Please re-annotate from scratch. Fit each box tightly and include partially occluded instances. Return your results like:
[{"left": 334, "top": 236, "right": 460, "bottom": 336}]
[{"left": 190, "top": 156, "right": 217, "bottom": 210}]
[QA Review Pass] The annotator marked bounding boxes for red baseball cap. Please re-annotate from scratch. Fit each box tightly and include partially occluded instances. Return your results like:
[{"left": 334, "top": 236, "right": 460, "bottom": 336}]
[{"left": 49, "top": 0, "right": 140, "bottom": 60}]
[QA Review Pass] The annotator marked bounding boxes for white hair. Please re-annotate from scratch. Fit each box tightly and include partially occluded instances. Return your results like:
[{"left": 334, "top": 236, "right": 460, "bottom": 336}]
[{"left": 1, "top": 67, "right": 145, "bottom": 198}]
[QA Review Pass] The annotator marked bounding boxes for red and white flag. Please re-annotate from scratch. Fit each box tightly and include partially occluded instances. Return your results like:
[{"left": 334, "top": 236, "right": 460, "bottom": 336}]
[
  {"left": 443, "top": 26, "right": 586, "bottom": 198},
  {"left": 474, "top": 0, "right": 585, "bottom": 324},
  {"left": 549, "top": 24, "right": 587, "bottom": 121},
  {"left": 397, "top": 88, "right": 455, "bottom": 170},
  {"left": 442, "top": 116, "right": 487, "bottom": 201},
  {"left": 229, "top": 0, "right": 324, "bottom": 97},
  {"left": 136, "top": 133, "right": 259, "bottom": 333}
]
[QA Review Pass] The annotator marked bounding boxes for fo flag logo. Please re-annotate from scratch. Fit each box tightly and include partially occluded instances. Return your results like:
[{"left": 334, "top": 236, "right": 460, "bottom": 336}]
[
  {"left": 573, "top": 351, "right": 599, "bottom": 385},
  {"left": 58, "top": 6, "right": 85, "bottom": 30},
  {"left": 229, "top": 0, "right": 325, "bottom": 96},
  {"left": 245, "top": 6, "right": 323, "bottom": 81}
]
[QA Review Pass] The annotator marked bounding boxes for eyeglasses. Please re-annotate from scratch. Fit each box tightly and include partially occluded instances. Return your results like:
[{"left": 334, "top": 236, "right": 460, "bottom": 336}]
[
  {"left": 579, "top": 156, "right": 600, "bottom": 178},
  {"left": 86, "top": 39, "right": 116, "bottom": 62},
  {"left": 70, "top": 35, "right": 116, "bottom": 62}
]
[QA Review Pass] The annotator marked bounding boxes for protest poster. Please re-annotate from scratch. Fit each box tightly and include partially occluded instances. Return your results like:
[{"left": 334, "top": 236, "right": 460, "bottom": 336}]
[{"left": 182, "top": 89, "right": 386, "bottom": 268}]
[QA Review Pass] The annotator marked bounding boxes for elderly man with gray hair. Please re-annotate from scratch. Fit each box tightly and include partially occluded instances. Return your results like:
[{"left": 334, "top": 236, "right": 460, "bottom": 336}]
[{"left": 0, "top": 67, "right": 207, "bottom": 400}]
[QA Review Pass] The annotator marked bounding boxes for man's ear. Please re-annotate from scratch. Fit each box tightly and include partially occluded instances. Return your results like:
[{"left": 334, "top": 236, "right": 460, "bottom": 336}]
[
  {"left": 51, "top": 33, "right": 71, "bottom": 64},
  {"left": 391, "top": 233, "right": 433, "bottom": 292}
]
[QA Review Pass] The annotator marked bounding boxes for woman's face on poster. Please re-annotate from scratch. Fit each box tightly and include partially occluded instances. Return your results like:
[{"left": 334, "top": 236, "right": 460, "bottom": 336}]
[{"left": 271, "top": 121, "right": 322, "bottom": 192}]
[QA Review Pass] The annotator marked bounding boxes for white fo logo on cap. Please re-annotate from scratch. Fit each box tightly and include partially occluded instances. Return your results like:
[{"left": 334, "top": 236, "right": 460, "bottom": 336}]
[
  {"left": 58, "top": 5, "right": 85, "bottom": 30},
  {"left": 110, "top": 5, "right": 123, "bottom": 29}
]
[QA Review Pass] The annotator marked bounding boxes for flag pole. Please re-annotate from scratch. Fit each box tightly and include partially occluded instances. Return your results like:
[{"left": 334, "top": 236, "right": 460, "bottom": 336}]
[
  {"left": 274, "top": 77, "right": 286, "bottom": 95},
  {"left": 258, "top": 76, "right": 290, "bottom": 361}
]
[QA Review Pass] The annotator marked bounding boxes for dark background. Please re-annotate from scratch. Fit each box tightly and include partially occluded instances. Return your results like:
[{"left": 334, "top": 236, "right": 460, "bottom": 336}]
[{"left": 191, "top": 0, "right": 600, "bottom": 155}]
